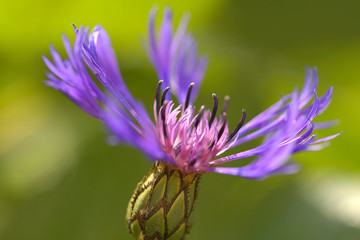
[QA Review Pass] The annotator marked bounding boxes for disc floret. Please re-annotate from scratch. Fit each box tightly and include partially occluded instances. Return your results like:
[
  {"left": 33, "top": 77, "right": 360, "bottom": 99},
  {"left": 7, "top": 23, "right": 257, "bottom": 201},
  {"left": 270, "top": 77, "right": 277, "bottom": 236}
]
[{"left": 154, "top": 81, "right": 247, "bottom": 174}]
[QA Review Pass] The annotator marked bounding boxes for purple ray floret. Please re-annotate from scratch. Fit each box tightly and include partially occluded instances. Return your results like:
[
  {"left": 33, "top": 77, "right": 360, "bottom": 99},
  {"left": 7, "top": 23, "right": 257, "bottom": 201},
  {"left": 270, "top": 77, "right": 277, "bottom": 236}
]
[
  {"left": 148, "top": 7, "right": 208, "bottom": 104},
  {"left": 43, "top": 7, "right": 340, "bottom": 179}
]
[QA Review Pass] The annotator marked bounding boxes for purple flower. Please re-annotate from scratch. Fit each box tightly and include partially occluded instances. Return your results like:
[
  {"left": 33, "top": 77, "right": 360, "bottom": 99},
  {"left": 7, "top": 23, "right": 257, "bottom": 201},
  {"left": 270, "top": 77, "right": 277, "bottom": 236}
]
[{"left": 43, "top": 8, "right": 340, "bottom": 179}]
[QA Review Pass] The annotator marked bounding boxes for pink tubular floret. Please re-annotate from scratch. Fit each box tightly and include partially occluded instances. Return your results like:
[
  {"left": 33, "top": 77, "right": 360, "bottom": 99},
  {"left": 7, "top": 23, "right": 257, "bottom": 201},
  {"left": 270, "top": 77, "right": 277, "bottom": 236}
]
[{"left": 154, "top": 100, "right": 230, "bottom": 173}]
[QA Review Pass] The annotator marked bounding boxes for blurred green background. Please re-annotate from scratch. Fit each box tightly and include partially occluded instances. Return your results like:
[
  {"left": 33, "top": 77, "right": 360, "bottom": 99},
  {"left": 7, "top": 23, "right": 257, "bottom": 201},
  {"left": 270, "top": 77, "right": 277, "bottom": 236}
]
[{"left": 0, "top": 0, "right": 359, "bottom": 239}]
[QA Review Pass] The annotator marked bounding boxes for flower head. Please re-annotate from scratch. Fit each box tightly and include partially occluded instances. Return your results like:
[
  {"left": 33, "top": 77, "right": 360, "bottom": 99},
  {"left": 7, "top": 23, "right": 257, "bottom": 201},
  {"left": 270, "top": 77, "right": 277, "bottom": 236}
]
[{"left": 43, "top": 8, "right": 339, "bottom": 180}]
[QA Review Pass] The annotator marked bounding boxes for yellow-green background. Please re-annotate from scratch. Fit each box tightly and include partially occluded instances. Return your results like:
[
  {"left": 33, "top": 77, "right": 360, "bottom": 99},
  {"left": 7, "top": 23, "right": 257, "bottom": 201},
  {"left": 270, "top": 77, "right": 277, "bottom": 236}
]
[{"left": 0, "top": 0, "right": 359, "bottom": 239}]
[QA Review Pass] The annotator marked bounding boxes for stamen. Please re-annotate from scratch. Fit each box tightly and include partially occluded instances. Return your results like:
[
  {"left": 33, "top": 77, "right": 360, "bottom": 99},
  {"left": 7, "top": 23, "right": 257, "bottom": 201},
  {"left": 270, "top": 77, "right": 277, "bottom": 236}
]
[
  {"left": 161, "top": 87, "right": 171, "bottom": 106},
  {"left": 156, "top": 80, "right": 163, "bottom": 113},
  {"left": 226, "top": 109, "right": 246, "bottom": 143},
  {"left": 217, "top": 113, "right": 227, "bottom": 140},
  {"left": 189, "top": 158, "right": 197, "bottom": 166},
  {"left": 208, "top": 93, "right": 218, "bottom": 128},
  {"left": 194, "top": 105, "right": 205, "bottom": 128},
  {"left": 221, "top": 95, "right": 230, "bottom": 113},
  {"left": 209, "top": 140, "right": 215, "bottom": 150},
  {"left": 184, "top": 83, "right": 194, "bottom": 110},
  {"left": 173, "top": 142, "right": 182, "bottom": 157},
  {"left": 161, "top": 106, "right": 168, "bottom": 139}
]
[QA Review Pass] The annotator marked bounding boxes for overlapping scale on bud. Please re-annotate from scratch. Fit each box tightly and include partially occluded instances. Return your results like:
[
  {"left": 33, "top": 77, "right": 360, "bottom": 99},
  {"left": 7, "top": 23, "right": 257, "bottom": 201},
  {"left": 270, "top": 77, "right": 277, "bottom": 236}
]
[{"left": 126, "top": 161, "right": 201, "bottom": 240}]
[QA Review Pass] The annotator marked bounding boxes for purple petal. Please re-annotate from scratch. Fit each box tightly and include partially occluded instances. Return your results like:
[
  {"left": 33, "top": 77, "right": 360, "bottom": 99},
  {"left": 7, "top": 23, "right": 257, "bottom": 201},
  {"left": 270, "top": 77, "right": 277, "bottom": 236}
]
[
  {"left": 44, "top": 24, "right": 158, "bottom": 155},
  {"left": 210, "top": 145, "right": 266, "bottom": 165},
  {"left": 310, "top": 132, "right": 342, "bottom": 144},
  {"left": 147, "top": 7, "right": 207, "bottom": 104},
  {"left": 314, "top": 120, "right": 339, "bottom": 129}
]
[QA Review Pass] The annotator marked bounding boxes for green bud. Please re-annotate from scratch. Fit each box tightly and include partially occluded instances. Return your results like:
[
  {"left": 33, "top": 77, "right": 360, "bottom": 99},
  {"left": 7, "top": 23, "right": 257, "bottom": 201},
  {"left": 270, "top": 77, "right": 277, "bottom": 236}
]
[{"left": 126, "top": 161, "right": 201, "bottom": 240}]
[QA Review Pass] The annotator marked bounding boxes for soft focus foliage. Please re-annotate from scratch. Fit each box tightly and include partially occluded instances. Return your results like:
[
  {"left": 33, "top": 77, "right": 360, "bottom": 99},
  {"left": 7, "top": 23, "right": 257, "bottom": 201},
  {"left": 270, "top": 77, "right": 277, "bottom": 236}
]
[{"left": 0, "top": 0, "right": 359, "bottom": 239}]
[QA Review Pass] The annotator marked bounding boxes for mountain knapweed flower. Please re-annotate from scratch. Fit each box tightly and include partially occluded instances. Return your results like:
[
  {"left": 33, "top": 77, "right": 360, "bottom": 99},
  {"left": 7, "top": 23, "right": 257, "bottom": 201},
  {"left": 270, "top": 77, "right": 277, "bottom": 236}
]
[{"left": 43, "top": 7, "right": 340, "bottom": 240}]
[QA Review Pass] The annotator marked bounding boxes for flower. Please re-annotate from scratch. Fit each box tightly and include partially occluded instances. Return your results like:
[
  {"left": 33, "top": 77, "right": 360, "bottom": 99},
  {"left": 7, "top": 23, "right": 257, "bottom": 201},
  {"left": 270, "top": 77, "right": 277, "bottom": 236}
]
[
  {"left": 43, "top": 7, "right": 341, "bottom": 240},
  {"left": 43, "top": 8, "right": 339, "bottom": 179}
]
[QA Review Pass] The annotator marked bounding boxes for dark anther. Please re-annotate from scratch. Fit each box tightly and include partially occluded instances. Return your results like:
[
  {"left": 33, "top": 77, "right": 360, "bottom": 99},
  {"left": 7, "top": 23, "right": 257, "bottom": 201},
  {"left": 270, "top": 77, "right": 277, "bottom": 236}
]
[
  {"left": 217, "top": 113, "right": 227, "bottom": 140},
  {"left": 161, "top": 106, "right": 168, "bottom": 139},
  {"left": 209, "top": 93, "right": 218, "bottom": 128},
  {"left": 194, "top": 105, "right": 205, "bottom": 128},
  {"left": 161, "top": 87, "right": 171, "bottom": 106},
  {"left": 173, "top": 142, "right": 182, "bottom": 157},
  {"left": 226, "top": 109, "right": 247, "bottom": 143},
  {"left": 184, "top": 83, "right": 195, "bottom": 110},
  {"left": 221, "top": 95, "right": 230, "bottom": 113},
  {"left": 156, "top": 80, "right": 163, "bottom": 113},
  {"left": 189, "top": 158, "right": 197, "bottom": 167},
  {"left": 209, "top": 140, "right": 216, "bottom": 150}
]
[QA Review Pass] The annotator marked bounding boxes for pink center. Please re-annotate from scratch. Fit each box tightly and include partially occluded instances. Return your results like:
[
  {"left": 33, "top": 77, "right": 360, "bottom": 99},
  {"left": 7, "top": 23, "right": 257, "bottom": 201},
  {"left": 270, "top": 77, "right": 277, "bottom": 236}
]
[{"left": 153, "top": 101, "right": 230, "bottom": 173}]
